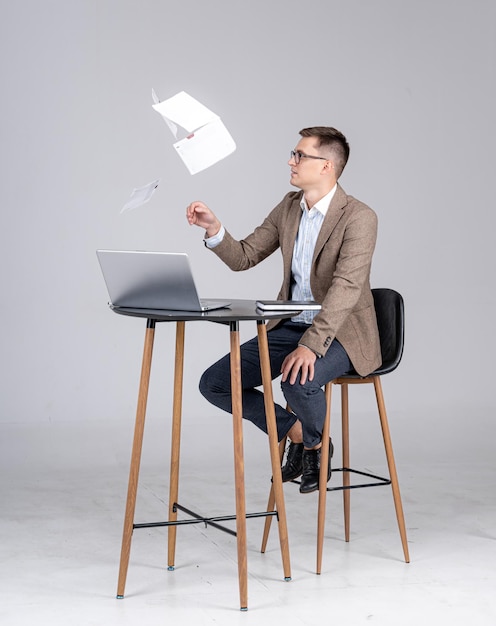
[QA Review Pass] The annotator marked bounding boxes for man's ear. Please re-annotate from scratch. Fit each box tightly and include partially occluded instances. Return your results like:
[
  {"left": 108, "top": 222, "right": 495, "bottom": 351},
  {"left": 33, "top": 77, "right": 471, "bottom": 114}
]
[{"left": 322, "top": 160, "right": 334, "bottom": 175}]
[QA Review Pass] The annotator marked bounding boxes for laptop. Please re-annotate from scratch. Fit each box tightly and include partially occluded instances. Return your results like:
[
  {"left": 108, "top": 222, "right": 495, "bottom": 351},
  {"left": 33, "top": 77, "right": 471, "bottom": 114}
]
[{"left": 96, "top": 250, "right": 229, "bottom": 311}]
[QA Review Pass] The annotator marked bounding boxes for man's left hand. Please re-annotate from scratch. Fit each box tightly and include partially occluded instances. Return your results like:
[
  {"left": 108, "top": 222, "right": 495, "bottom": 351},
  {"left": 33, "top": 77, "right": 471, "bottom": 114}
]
[{"left": 281, "top": 345, "right": 317, "bottom": 385}]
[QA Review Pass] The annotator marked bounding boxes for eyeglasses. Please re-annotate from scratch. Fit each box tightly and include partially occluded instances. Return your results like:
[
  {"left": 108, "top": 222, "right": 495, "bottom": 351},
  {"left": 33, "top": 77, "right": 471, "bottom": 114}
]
[{"left": 290, "top": 150, "right": 329, "bottom": 165}]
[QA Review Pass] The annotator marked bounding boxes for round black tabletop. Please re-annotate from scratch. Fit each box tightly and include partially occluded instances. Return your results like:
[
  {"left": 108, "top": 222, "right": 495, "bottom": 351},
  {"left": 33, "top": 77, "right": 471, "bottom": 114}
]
[{"left": 109, "top": 299, "right": 302, "bottom": 324}]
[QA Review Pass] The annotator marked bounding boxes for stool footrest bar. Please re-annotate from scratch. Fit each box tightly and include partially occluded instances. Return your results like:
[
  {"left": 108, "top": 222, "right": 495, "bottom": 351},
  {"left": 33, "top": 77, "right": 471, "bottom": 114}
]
[
  {"left": 291, "top": 467, "right": 391, "bottom": 492},
  {"left": 328, "top": 467, "right": 391, "bottom": 491}
]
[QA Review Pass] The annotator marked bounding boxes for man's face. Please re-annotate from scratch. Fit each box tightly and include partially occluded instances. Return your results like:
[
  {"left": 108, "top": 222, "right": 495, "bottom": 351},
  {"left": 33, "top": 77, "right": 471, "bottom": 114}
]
[{"left": 288, "top": 136, "right": 330, "bottom": 190}]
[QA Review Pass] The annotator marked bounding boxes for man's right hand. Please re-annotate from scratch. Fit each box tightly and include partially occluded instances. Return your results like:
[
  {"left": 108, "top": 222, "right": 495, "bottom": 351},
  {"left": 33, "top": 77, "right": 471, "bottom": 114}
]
[{"left": 186, "top": 201, "right": 222, "bottom": 238}]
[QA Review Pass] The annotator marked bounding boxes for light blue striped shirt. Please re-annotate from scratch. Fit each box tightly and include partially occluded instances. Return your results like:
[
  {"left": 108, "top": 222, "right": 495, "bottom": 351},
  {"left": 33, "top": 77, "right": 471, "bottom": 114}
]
[{"left": 290, "top": 186, "right": 337, "bottom": 324}]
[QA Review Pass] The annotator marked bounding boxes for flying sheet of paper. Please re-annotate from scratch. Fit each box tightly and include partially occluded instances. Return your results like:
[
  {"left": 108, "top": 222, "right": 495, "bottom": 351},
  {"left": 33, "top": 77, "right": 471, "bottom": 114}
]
[
  {"left": 121, "top": 179, "right": 160, "bottom": 213},
  {"left": 152, "top": 90, "right": 236, "bottom": 175}
]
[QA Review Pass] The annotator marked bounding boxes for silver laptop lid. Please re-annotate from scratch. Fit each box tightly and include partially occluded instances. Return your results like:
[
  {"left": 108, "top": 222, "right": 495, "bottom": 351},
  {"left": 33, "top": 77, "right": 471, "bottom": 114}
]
[{"left": 96, "top": 250, "right": 226, "bottom": 311}]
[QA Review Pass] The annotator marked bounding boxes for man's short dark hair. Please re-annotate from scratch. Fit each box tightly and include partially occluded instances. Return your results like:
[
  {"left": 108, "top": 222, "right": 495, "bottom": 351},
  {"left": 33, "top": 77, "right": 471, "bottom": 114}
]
[{"left": 299, "top": 126, "right": 350, "bottom": 178}]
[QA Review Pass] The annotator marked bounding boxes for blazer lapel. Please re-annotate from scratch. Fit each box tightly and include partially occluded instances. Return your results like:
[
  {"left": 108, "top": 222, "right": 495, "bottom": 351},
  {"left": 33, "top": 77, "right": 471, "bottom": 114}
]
[
  {"left": 313, "top": 184, "right": 347, "bottom": 261},
  {"left": 281, "top": 193, "right": 304, "bottom": 270}
]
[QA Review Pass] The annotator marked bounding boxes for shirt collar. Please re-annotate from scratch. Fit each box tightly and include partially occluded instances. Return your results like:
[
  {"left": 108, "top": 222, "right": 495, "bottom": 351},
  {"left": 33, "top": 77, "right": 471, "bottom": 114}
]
[{"left": 299, "top": 184, "right": 337, "bottom": 216}]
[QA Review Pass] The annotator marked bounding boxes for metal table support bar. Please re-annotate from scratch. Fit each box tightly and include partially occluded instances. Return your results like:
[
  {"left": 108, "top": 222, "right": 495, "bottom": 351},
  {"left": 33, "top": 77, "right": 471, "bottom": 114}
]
[{"left": 134, "top": 504, "right": 278, "bottom": 536}]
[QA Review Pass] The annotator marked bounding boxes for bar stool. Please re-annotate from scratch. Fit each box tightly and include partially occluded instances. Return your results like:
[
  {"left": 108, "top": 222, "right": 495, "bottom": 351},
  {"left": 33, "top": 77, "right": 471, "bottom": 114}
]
[{"left": 261, "top": 288, "right": 410, "bottom": 573}]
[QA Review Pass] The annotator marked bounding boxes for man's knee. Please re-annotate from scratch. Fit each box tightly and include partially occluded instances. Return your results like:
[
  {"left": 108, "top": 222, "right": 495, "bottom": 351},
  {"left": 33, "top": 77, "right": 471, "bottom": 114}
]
[
  {"left": 199, "top": 363, "right": 230, "bottom": 402},
  {"left": 198, "top": 370, "right": 211, "bottom": 400},
  {"left": 281, "top": 376, "right": 324, "bottom": 404}
]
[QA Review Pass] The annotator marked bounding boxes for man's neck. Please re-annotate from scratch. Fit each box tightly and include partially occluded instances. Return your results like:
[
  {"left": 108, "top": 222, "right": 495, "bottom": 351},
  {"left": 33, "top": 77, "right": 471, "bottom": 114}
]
[{"left": 303, "top": 184, "right": 336, "bottom": 210}]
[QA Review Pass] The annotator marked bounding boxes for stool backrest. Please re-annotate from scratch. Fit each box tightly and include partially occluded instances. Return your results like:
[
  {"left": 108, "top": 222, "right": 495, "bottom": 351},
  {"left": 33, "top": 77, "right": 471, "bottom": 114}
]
[{"left": 372, "top": 288, "right": 405, "bottom": 376}]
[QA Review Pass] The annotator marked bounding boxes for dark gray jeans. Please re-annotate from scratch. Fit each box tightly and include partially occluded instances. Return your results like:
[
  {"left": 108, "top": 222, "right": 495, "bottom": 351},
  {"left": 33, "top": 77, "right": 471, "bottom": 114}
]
[{"left": 199, "top": 321, "right": 352, "bottom": 448}]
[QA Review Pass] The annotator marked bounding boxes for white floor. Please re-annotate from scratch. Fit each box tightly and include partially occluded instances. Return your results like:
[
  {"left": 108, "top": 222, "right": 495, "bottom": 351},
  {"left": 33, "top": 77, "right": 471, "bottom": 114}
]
[{"left": 2, "top": 421, "right": 495, "bottom": 626}]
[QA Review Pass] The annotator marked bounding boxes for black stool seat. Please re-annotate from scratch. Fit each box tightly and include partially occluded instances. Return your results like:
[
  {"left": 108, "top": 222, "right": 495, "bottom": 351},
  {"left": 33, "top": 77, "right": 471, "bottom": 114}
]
[{"left": 342, "top": 288, "right": 404, "bottom": 378}]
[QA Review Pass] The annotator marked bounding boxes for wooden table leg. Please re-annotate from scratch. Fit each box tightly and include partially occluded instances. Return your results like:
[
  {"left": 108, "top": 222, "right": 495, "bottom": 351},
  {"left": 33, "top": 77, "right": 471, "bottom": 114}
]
[
  {"left": 256, "top": 322, "right": 292, "bottom": 581},
  {"left": 167, "top": 321, "right": 185, "bottom": 569},
  {"left": 229, "top": 321, "right": 248, "bottom": 611},
  {"left": 117, "top": 319, "right": 156, "bottom": 598},
  {"left": 260, "top": 438, "right": 286, "bottom": 553}
]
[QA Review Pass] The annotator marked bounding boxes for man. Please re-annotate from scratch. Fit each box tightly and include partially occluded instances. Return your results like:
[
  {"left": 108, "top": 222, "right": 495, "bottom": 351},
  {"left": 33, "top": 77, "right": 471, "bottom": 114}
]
[{"left": 186, "top": 127, "right": 381, "bottom": 493}]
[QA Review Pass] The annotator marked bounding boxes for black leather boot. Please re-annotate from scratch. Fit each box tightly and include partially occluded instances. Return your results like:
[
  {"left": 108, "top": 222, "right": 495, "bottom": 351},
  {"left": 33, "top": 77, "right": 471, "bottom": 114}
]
[
  {"left": 299, "top": 439, "right": 334, "bottom": 494},
  {"left": 281, "top": 441, "right": 304, "bottom": 482}
]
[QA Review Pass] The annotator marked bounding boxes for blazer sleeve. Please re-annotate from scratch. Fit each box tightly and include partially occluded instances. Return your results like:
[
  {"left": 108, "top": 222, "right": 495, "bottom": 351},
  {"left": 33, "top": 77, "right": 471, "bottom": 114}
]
[{"left": 207, "top": 192, "right": 300, "bottom": 270}]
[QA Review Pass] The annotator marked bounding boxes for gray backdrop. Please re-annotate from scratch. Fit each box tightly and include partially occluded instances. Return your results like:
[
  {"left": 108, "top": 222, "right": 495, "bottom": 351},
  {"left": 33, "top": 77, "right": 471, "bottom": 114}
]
[{"left": 1, "top": 0, "right": 495, "bottom": 471}]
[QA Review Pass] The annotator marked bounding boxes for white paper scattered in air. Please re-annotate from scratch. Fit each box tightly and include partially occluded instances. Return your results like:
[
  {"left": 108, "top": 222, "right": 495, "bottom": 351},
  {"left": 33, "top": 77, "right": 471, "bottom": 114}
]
[
  {"left": 152, "top": 90, "right": 236, "bottom": 175},
  {"left": 121, "top": 179, "right": 160, "bottom": 213}
]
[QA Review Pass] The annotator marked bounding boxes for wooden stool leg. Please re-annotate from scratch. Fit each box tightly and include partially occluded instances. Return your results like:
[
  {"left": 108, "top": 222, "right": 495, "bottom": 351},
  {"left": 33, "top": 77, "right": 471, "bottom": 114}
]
[
  {"left": 341, "top": 383, "right": 351, "bottom": 542},
  {"left": 229, "top": 322, "right": 249, "bottom": 610},
  {"left": 260, "top": 438, "right": 286, "bottom": 553},
  {"left": 167, "top": 321, "right": 185, "bottom": 570},
  {"left": 316, "top": 382, "right": 332, "bottom": 574},
  {"left": 257, "top": 322, "right": 291, "bottom": 580},
  {"left": 373, "top": 377, "right": 410, "bottom": 563},
  {"left": 117, "top": 320, "right": 156, "bottom": 598}
]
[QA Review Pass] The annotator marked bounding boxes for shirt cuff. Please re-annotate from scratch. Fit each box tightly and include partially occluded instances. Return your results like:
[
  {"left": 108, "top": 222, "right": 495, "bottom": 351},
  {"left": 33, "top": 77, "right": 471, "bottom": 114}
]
[{"left": 203, "top": 225, "right": 225, "bottom": 248}]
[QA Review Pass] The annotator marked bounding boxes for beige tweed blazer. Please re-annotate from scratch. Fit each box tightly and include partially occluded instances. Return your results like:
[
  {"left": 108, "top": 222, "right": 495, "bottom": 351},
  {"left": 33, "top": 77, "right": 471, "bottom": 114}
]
[{"left": 210, "top": 185, "right": 382, "bottom": 376}]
